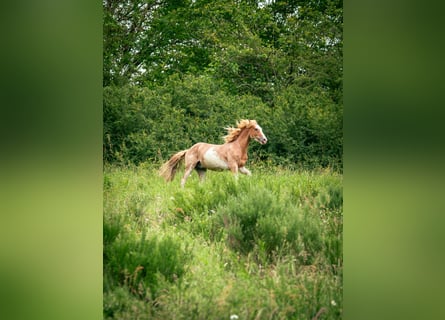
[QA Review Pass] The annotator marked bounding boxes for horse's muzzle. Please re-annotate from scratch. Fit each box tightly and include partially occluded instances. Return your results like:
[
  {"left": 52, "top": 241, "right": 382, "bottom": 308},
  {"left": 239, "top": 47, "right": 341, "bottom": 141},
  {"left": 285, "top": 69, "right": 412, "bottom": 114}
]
[{"left": 258, "top": 137, "right": 268, "bottom": 144}]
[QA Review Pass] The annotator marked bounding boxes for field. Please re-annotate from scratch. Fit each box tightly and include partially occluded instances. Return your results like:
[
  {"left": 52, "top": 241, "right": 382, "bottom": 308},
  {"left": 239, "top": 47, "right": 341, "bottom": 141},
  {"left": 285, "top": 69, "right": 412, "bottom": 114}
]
[{"left": 103, "top": 164, "right": 343, "bottom": 319}]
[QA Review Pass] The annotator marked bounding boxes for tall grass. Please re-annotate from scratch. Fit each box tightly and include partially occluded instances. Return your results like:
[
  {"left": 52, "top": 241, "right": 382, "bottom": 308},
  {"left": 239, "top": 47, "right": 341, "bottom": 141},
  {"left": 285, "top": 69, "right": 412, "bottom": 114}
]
[{"left": 103, "top": 164, "right": 342, "bottom": 319}]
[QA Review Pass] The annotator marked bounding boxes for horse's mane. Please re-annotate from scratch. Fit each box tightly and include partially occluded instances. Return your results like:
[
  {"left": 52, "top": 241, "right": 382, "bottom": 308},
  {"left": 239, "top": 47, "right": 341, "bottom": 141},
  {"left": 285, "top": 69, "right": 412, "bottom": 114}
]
[{"left": 223, "top": 119, "right": 258, "bottom": 143}]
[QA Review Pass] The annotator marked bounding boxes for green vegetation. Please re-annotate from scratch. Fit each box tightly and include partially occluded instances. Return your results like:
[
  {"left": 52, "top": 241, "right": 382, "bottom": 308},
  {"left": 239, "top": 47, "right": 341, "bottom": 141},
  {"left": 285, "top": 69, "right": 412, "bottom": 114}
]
[
  {"left": 103, "top": 164, "right": 342, "bottom": 319},
  {"left": 103, "top": 0, "right": 343, "bottom": 170},
  {"left": 103, "top": 1, "right": 343, "bottom": 318}
]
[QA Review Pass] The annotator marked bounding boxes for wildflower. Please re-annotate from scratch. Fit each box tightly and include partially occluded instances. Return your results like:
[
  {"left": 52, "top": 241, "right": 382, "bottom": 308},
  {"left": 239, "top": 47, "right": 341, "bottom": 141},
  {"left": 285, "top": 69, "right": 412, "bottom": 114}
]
[
  {"left": 331, "top": 300, "right": 337, "bottom": 306},
  {"left": 230, "top": 315, "right": 239, "bottom": 320}
]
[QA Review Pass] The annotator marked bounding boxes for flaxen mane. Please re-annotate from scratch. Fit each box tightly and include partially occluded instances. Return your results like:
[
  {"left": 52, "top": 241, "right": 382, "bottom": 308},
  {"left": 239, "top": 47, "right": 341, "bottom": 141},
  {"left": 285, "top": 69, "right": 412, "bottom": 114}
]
[{"left": 223, "top": 119, "right": 258, "bottom": 143}]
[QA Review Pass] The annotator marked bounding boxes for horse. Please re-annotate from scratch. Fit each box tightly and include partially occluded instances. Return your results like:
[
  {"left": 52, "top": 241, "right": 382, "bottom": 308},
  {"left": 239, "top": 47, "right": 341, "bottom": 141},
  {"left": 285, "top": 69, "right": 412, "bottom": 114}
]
[{"left": 159, "top": 119, "right": 268, "bottom": 187}]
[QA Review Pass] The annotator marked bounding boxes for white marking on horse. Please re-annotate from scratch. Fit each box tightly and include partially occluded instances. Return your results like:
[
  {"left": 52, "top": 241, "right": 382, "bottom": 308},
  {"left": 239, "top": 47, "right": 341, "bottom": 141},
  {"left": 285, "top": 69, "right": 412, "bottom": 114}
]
[
  {"left": 254, "top": 125, "right": 267, "bottom": 144},
  {"left": 202, "top": 148, "right": 228, "bottom": 170}
]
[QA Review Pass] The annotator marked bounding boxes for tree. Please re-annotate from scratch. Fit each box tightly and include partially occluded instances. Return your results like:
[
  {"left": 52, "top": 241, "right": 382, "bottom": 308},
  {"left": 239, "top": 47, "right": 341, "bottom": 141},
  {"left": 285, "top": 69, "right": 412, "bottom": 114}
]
[
  {"left": 103, "top": 0, "right": 161, "bottom": 86},
  {"left": 103, "top": 0, "right": 343, "bottom": 168}
]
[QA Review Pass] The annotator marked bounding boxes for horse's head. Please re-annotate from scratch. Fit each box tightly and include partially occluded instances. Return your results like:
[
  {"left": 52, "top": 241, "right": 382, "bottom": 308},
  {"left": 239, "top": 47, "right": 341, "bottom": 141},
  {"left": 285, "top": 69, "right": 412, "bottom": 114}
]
[
  {"left": 249, "top": 122, "right": 268, "bottom": 145},
  {"left": 224, "top": 119, "right": 268, "bottom": 145}
]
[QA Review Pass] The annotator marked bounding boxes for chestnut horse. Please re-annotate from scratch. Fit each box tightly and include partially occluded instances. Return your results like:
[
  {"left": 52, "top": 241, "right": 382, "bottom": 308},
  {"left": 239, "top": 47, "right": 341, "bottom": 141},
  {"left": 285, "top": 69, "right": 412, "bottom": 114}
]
[{"left": 159, "top": 119, "right": 267, "bottom": 187}]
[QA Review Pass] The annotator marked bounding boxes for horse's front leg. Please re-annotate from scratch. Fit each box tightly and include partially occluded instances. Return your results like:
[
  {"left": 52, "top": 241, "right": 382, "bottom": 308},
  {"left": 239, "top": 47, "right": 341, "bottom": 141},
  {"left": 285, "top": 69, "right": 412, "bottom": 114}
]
[
  {"left": 239, "top": 166, "right": 251, "bottom": 176},
  {"left": 228, "top": 163, "right": 239, "bottom": 180}
]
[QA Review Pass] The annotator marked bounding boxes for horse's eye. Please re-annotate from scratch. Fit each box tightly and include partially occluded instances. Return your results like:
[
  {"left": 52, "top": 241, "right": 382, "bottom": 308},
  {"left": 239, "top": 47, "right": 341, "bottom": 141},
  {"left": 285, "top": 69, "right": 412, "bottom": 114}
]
[{"left": 255, "top": 128, "right": 259, "bottom": 131}]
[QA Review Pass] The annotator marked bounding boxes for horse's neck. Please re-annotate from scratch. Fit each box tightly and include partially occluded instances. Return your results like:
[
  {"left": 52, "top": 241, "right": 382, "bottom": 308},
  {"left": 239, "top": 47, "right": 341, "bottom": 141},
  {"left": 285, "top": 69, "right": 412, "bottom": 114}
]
[{"left": 234, "top": 129, "right": 251, "bottom": 153}]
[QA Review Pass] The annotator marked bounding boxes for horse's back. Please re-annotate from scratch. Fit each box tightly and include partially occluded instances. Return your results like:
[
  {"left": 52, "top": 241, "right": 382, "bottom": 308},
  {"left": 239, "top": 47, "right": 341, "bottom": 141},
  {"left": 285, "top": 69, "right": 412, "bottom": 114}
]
[
  {"left": 190, "top": 142, "right": 218, "bottom": 153},
  {"left": 185, "top": 142, "right": 214, "bottom": 162}
]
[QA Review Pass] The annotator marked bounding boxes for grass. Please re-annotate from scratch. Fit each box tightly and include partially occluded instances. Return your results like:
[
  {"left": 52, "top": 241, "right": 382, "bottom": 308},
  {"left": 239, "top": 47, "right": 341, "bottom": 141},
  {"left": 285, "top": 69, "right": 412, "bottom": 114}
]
[{"left": 103, "top": 163, "right": 343, "bottom": 319}]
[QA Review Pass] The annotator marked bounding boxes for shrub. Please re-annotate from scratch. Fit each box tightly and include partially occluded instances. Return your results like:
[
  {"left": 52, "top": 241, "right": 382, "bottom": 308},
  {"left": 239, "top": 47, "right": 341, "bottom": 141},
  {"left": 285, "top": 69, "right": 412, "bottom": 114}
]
[
  {"left": 103, "top": 75, "right": 342, "bottom": 169},
  {"left": 262, "top": 85, "right": 343, "bottom": 169},
  {"left": 104, "top": 229, "right": 189, "bottom": 300},
  {"left": 213, "top": 186, "right": 323, "bottom": 264},
  {"left": 103, "top": 215, "right": 122, "bottom": 247}
]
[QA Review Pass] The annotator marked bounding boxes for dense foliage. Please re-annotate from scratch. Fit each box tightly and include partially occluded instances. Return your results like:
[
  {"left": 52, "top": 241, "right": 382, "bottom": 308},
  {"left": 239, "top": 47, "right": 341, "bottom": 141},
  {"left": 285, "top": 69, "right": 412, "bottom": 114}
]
[{"left": 103, "top": 0, "right": 343, "bottom": 169}]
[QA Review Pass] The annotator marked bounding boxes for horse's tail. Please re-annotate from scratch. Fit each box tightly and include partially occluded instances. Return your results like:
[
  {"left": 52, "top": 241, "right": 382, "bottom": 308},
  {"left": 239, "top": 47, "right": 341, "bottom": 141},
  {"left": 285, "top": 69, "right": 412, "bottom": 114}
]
[{"left": 159, "top": 149, "right": 188, "bottom": 182}]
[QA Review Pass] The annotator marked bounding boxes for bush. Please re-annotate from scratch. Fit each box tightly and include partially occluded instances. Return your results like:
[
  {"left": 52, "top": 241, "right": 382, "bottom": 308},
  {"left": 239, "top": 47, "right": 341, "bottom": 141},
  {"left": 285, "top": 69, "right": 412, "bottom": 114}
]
[
  {"left": 103, "top": 227, "right": 189, "bottom": 300},
  {"left": 261, "top": 85, "right": 343, "bottom": 169},
  {"left": 211, "top": 185, "right": 323, "bottom": 264},
  {"left": 104, "top": 75, "right": 342, "bottom": 169},
  {"left": 104, "top": 75, "right": 270, "bottom": 164},
  {"left": 166, "top": 169, "right": 340, "bottom": 266}
]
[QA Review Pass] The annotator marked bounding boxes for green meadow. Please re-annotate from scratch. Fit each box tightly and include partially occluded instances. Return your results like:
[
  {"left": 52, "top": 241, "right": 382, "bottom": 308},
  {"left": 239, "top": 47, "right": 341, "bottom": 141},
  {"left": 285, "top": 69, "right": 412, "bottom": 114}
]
[{"left": 103, "top": 164, "right": 342, "bottom": 319}]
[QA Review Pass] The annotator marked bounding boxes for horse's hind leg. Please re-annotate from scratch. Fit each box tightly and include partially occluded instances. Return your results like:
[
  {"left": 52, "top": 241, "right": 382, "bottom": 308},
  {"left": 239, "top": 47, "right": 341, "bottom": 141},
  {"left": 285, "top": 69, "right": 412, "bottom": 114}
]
[
  {"left": 194, "top": 161, "right": 207, "bottom": 183},
  {"left": 196, "top": 168, "right": 207, "bottom": 182},
  {"left": 180, "top": 148, "right": 200, "bottom": 187},
  {"left": 181, "top": 164, "right": 195, "bottom": 188},
  {"left": 181, "top": 157, "right": 201, "bottom": 187}
]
